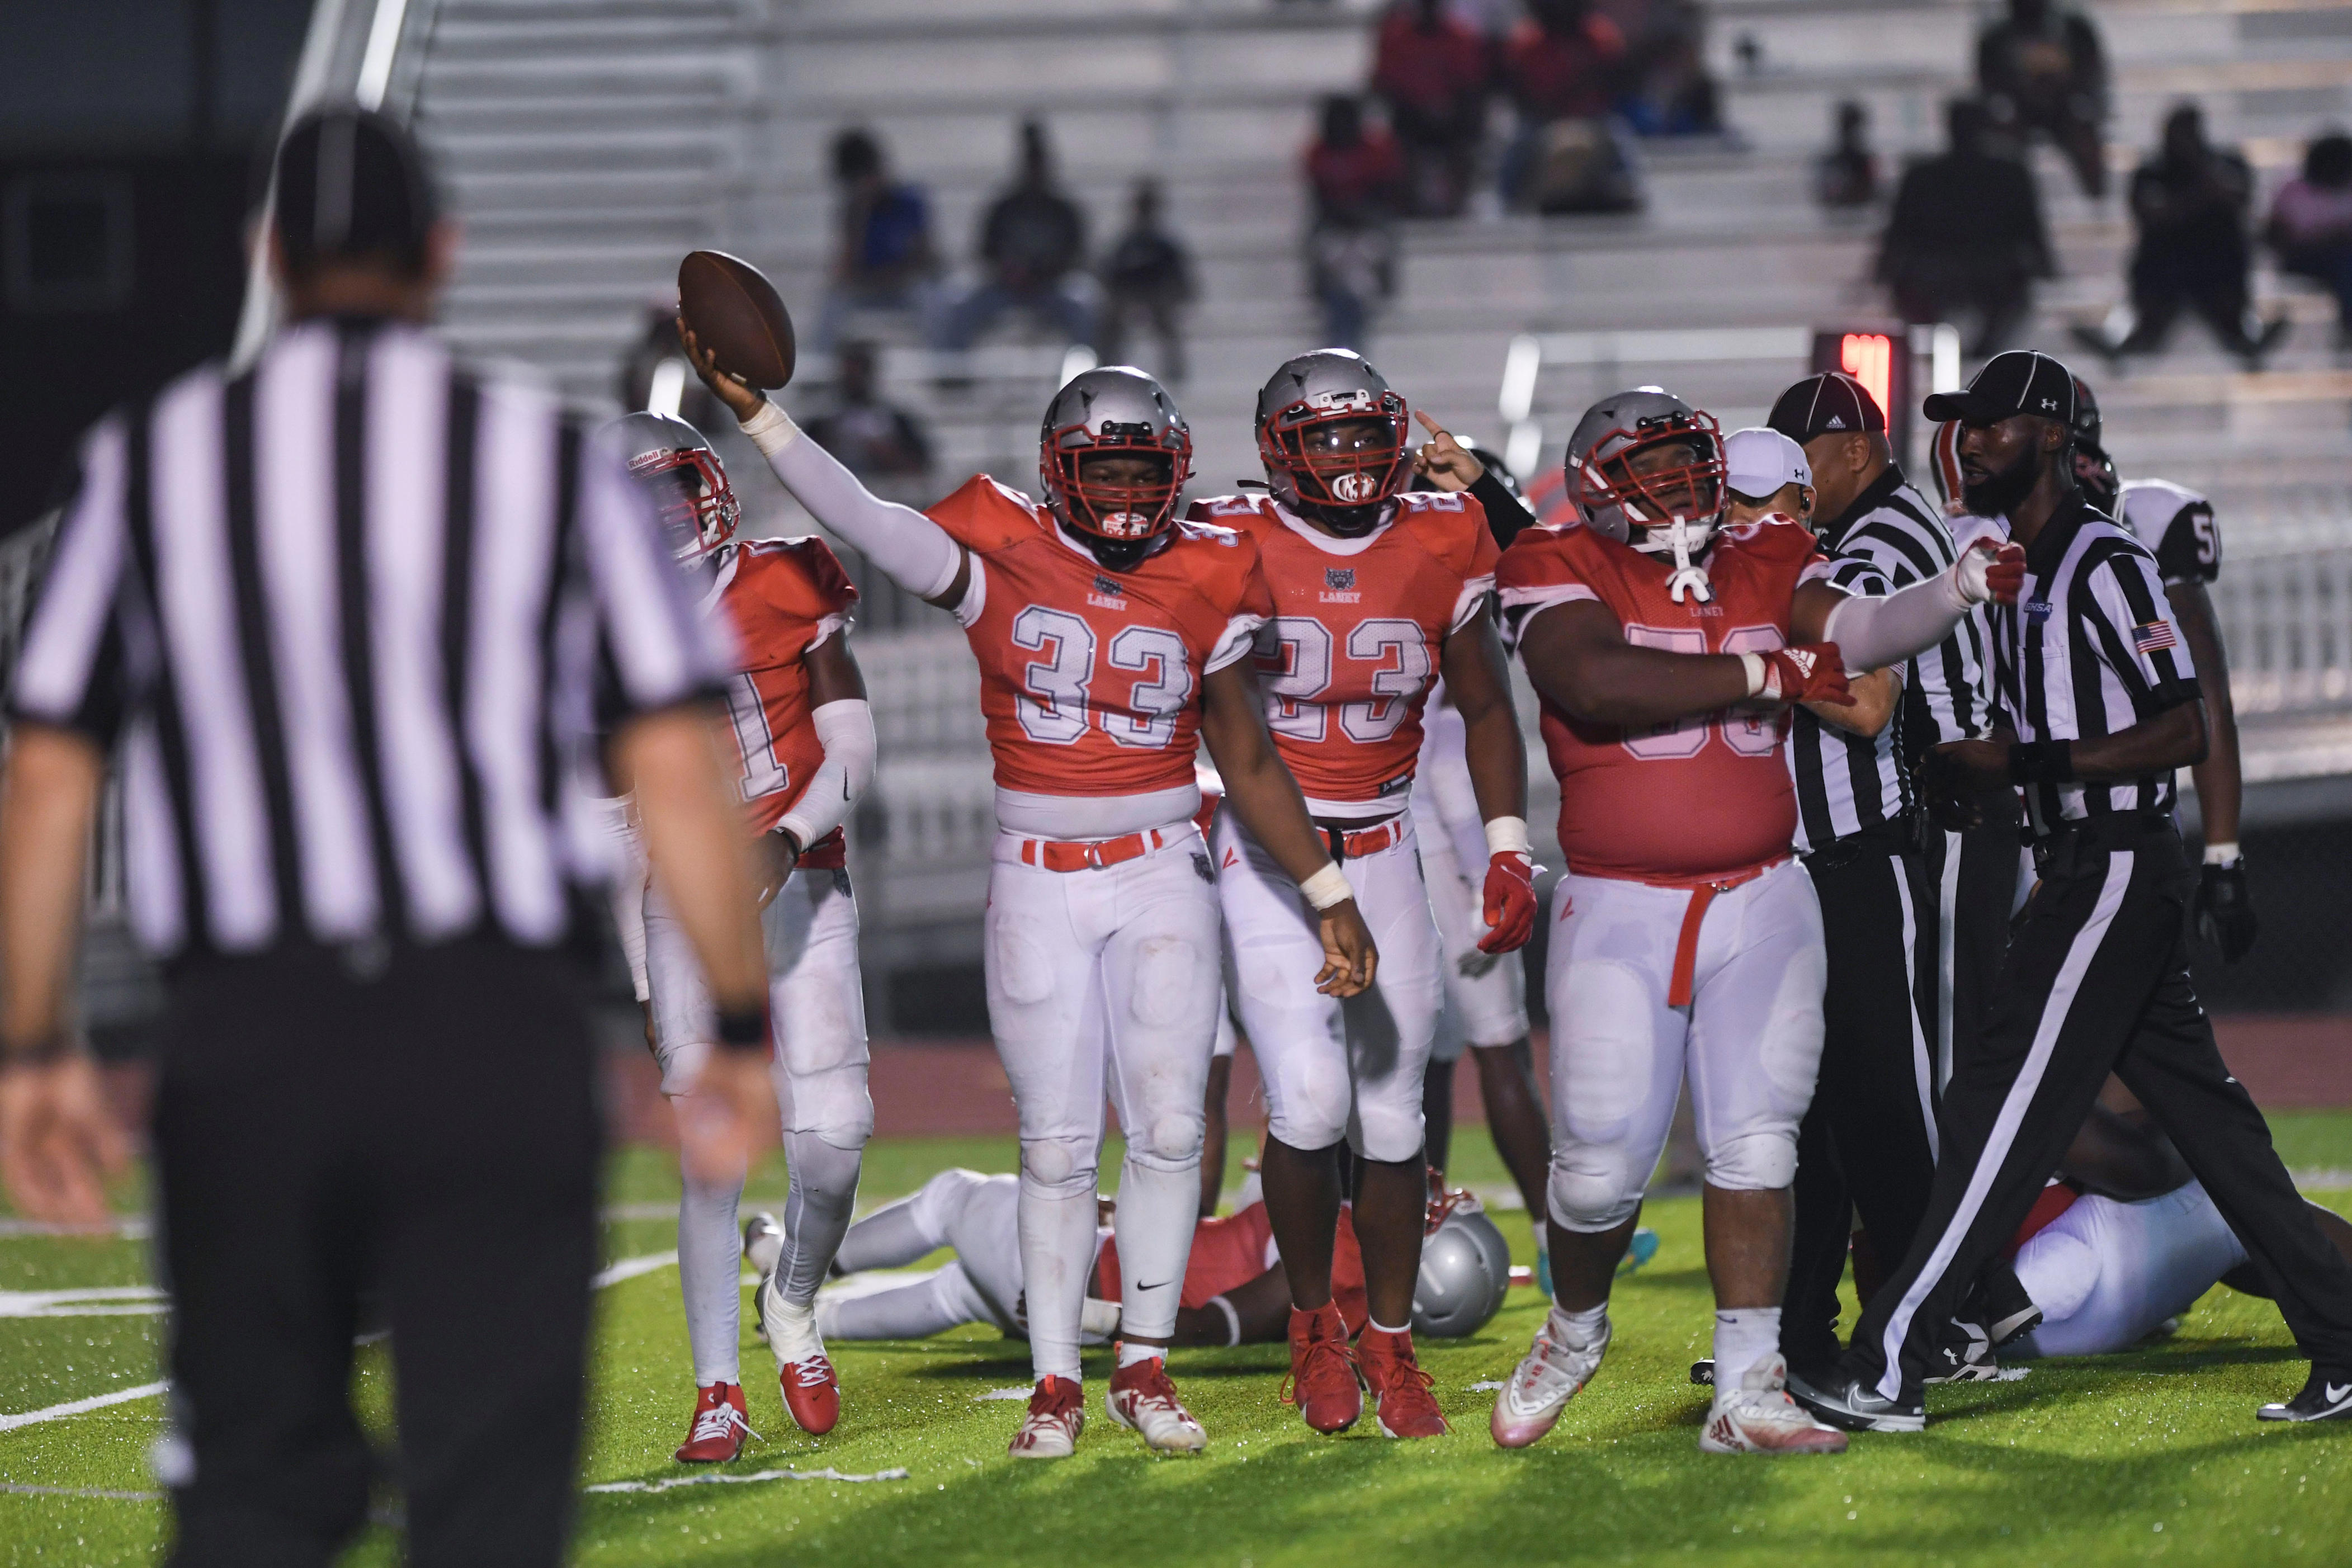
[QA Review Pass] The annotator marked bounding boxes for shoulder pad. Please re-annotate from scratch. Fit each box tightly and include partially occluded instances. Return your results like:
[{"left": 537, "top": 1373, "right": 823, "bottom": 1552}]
[
  {"left": 732, "top": 536, "right": 858, "bottom": 619},
  {"left": 1172, "top": 514, "right": 1248, "bottom": 549},
  {"left": 1396, "top": 489, "right": 1496, "bottom": 574},
  {"left": 927, "top": 474, "right": 1047, "bottom": 554}
]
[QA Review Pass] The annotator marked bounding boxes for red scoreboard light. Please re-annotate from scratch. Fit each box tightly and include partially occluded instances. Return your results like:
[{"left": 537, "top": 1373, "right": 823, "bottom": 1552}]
[{"left": 1810, "top": 328, "right": 1913, "bottom": 459}]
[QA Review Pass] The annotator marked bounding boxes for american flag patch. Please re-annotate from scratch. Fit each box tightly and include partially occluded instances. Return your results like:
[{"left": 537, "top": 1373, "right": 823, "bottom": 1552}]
[{"left": 2133, "top": 621, "right": 2179, "bottom": 654}]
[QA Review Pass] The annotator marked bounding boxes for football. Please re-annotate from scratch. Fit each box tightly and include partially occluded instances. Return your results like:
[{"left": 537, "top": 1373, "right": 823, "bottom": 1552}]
[{"left": 677, "top": 249, "right": 796, "bottom": 390}]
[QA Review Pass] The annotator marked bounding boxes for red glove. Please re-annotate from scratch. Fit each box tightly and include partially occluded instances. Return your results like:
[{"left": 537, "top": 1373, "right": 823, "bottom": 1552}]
[
  {"left": 1479, "top": 852, "right": 1538, "bottom": 954},
  {"left": 1756, "top": 644, "right": 1853, "bottom": 706},
  {"left": 1955, "top": 537, "right": 2028, "bottom": 606}
]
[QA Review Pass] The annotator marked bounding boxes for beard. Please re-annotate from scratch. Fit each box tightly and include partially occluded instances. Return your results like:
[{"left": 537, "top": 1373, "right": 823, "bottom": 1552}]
[{"left": 1962, "top": 444, "right": 2041, "bottom": 518}]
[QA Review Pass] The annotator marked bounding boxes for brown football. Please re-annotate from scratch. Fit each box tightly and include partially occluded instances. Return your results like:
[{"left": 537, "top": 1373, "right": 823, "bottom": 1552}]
[{"left": 677, "top": 249, "right": 796, "bottom": 390}]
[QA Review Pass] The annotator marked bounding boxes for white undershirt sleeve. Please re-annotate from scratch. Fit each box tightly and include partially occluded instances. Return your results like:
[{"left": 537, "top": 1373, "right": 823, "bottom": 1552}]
[
  {"left": 1821, "top": 569, "right": 1972, "bottom": 672},
  {"left": 776, "top": 697, "right": 877, "bottom": 849},
  {"left": 741, "top": 401, "right": 963, "bottom": 601}
]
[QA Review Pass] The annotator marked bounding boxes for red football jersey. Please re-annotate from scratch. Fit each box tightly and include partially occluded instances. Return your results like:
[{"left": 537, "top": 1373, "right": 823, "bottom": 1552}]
[
  {"left": 710, "top": 536, "right": 858, "bottom": 836},
  {"left": 927, "top": 476, "right": 1273, "bottom": 802},
  {"left": 1094, "top": 1198, "right": 1368, "bottom": 1334},
  {"left": 1496, "top": 516, "right": 1834, "bottom": 880},
  {"left": 1188, "top": 492, "right": 1499, "bottom": 811}
]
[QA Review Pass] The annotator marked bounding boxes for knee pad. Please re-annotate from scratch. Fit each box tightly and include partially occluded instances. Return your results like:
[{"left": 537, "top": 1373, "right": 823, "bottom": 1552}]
[
  {"left": 1267, "top": 1052, "right": 1352, "bottom": 1155},
  {"left": 781, "top": 1064, "right": 874, "bottom": 1151},
  {"left": 1125, "top": 1110, "right": 1203, "bottom": 1174},
  {"left": 1349, "top": 1099, "right": 1426, "bottom": 1167},
  {"left": 1546, "top": 1150, "right": 1642, "bottom": 1234},
  {"left": 1020, "top": 1136, "right": 1097, "bottom": 1197},
  {"left": 1703, "top": 1128, "right": 1797, "bottom": 1193}
]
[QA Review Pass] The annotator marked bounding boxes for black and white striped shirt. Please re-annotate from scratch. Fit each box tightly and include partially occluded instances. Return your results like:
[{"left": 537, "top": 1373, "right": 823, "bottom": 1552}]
[
  {"left": 1788, "top": 554, "right": 1904, "bottom": 854},
  {"left": 1788, "top": 465, "right": 1990, "bottom": 851},
  {"left": 10, "top": 317, "right": 726, "bottom": 960},
  {"left": 1989, "top": 494, "right": 2200, "bottom": 836}
]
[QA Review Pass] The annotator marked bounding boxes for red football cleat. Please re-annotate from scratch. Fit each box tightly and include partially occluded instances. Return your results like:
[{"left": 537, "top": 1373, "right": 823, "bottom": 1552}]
[
  {"left": 1283, "top": 1302, "right": 1363, "bottom": 1434},
  {"left": 778, "top": 1354, "right": 841, "bottom": 1436},
  {"left": 1106, "top": 1353, "right": 1206, "bottom": 1452},
  {"left": 1358, "top": 1325, "right": 1449, "bottom": 1438},
  {"left": 675, "top": 1382, "right": 753, "bottom": 1463},
  {"left": 1009, "top": 1375, "right": 1085, "bottom": 1459}
]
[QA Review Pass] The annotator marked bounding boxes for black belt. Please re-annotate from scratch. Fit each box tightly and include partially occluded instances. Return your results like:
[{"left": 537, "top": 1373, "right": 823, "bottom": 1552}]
[
  {"left": 2030, "top": 812, "right": 2179, "bottom": 873},
  {"left": 1800, "top": 813, "right": 1924, "bottom": 872}
]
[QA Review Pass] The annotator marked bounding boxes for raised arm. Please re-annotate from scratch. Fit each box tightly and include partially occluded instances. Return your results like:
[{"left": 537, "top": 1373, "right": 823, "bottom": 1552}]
[
  {"left": 682, "top": 324, "right": 971, "bottom": 610},
  {"left": 1198, "top": 658, "right": 1377, "bottom": 999}
]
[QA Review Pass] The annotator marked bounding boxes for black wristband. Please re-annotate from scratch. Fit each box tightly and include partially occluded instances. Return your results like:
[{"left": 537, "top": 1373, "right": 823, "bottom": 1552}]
[
  {"left": 715, "top": 1004, "right": 769, "bottom": 1052},
  {"left": 2008, "top": 739, "right": 2074, "bottom": 786}
]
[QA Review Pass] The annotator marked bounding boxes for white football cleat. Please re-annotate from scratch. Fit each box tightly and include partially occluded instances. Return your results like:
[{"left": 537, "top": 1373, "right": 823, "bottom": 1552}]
[
  {"left": 1106, "top": 1354, "right": 1207, "bottom": 1453},
  {"left": 1490, "top": 1310, "right": 1609, "bottom": 1449},
  {"left": 1699, "top": 1356, "right": 1849, "bottom": 1454},
  {"left": 1009, "top": 1375, "right": 1085, "bottom": 1459},
  {"left": 743, "top": 1212, "right": 785, "bottom": 1283}
]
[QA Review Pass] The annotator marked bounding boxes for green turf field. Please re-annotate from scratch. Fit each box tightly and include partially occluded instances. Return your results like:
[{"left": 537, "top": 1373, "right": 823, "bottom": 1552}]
[{"left": 9, "top": 1116, "right": 2352, "bottom": 1566}]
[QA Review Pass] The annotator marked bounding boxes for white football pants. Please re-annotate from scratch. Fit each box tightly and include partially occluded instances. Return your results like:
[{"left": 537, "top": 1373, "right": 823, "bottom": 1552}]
[
  {"left": 1543, "top": 861, "right": 1827, "bottom": 1234},
  {"left": 986, "top": 825, "right": 1222, "bottom": 1382},
  {"left": 645, "top": 865, "right": 873, "bottom": 1386},
  {"left": 821, "top": 1169, "right": 1027, "bottom": 1340},
  {"left": 1213, "top": 807, "right": 1443, "bottom": 1163},
  {"left": 2012, "top": 1180, "right": 2247, "bottom": 1358}
]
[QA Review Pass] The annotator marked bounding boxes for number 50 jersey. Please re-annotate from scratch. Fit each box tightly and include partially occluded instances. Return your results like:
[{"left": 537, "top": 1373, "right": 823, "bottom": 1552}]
[
  {"left": 1496, "top": 514, "right": 1839, "bottom": 881},
  {"left": 926, "top": 476, "right": 1273, "bottom": 804}
]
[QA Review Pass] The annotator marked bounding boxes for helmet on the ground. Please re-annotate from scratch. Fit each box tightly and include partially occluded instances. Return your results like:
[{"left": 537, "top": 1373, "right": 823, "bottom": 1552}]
[
  {"left": 1256, "top": 348, "right": 1413, "bottom": 535},
  {"left": 1037, "top": 366, "right": 1193, "bottom": 553},
  {"left": 605, "top": 410, "right": 740, "bottom": 562},
  {"left": 1411, "top": 1191, "right": 1512, "bottom": 1338},
  {"left": 2069, "top": 374, "right": 2119, "bottom": 511},
  {"left": 1564, "top": 387, "right": 1726, "bottom": 552}
]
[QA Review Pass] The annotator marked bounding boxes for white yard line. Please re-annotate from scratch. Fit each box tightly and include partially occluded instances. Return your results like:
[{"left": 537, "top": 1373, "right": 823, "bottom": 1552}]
[
  {"left": 0, "top": 1381, "right": 171, "bottom": 1435},
  {"left": 587, "top": 1466, "right": 909, "bottom": 1494},
  {"left": 0, "top": 1482, "right": 165, "bottom": 1500},
  {"left": 0, "top": 1287, "right": 167, "bottom": 1320}
]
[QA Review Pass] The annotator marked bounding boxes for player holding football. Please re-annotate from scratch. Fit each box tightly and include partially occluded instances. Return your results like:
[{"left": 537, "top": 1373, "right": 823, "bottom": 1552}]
[
  {"left": 682, "top": 336, "right": 1377, "bottom": 1459},
  {"left": 1188, "top": 350, "right": 1533, "bottom": 1439},
  {"left": 1481, "top": 388, "right": 2023, "bottom": 1454},
  {"left": 605, "top": 412, "right": 880, "bottom": 1460}
]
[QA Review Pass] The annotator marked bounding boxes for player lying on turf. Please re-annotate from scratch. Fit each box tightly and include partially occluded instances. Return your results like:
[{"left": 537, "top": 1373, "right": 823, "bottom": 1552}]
[
  {"left": 1461, "top": 388, "right": 2021, "bottom": 1454},
  {"left": 1188, "top": 350, "right": 1533, "bottom": 1439},
  {"left": 755, "top": 1169, "right": 1508, "bottom": 1348},
  {"left": 683, "top": 334, "right": 1377, "bottom": 1460},
  {"left": 605, "top": 413, "right": 879, "bottom": 1460}
]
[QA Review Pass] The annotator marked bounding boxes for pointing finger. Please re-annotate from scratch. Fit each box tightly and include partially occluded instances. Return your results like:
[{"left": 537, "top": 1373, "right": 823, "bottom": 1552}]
[{"left": 1413, "top": 408, "right": 1448, "bottom": 439}]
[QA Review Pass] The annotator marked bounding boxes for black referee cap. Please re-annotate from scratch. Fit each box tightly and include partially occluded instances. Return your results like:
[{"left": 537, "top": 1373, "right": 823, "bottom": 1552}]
[
  {"left": 1922, "top": 350, "right": 2076, "bottom": 428},
  {"left": 272, "top": 106, "right": 439, "bottom": 276},
  {"left": 1765, "top": 372, "right": 1886, "bottom": 442}
]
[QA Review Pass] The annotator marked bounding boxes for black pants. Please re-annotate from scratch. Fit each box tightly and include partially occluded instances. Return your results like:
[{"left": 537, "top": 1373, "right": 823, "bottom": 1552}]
[
  {"left": 1845, "top": 820, "right": 2352, "bottom": 1396},
  {"left": 1784, "top": 835, "right": 1940, "bottom": 1369},
  {"left": 155, "top": 938, "right": 602, "bottom": 1568},
  {"left": 1919, "top": 802, "right": 2023, "bottom": 1091}
]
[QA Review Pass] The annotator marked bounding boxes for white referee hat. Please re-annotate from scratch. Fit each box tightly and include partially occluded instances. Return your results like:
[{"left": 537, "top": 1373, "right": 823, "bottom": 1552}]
[{"left": 1723, "top": 427, "right": 1812, "bottom": 502}]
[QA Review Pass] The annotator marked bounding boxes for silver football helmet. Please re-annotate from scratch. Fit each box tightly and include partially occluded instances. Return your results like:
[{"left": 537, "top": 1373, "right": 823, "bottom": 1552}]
[
  {"left": 1564, "top": 387, "right": 1726, "bottom": 603},
  {"left": 1411, "top": 1192, "right": 1513, "bottom": 1339},
  {"left": 604, "top": 410, "right": 740, "bottom": 563},
  {"left": 1037, "top": 366, "right": 1192, "bottom": 557},
  {"left": 1256, "top": 348, "right": 1413, "bottom": 536}
]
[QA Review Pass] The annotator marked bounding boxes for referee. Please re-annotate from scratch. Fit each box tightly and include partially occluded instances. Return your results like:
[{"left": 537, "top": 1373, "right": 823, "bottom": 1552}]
[
  {"left": 0, "top": 110, "right": 772, "bottom": 1564},
  {"left": 1793, "top": 351, "right": 2352, "bottom": 1430},
  {"left": 1765, "top": 374, "right": 2038, "bottom": 1368}
]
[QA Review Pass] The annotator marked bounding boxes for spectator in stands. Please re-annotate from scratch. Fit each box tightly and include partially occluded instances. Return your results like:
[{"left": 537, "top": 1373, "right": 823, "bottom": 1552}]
[
  {"left": 2268, "top": 130, "right": 2352, "bottom": 348},
  {"left": 1611, "top": 0, "right": 1722, "bottom": 138},
  {"left": 1500, "top": 0, "right": 1640, "bottom": 212},
  {"left": 1878, "top": 98, "right": 2050, "bottom": 355},
  {"left": 1371, "top": 0, "right": 1494, "bottom": 217},
  {"left": 818, "top": 127, "right": 939, "bottom": 348},
  {"left": 2075, "top": 103, "right": 2285, "bottom": 367},
  {"left": 1303, "top": 97, "right": 1403, "bottom": 349},
  {"left": 1815, "top": 100, "right": 1879, "bottom": 210},
  {"left": 1099, "top": 179, "right": 1196, "bottom": 383},
  {"left": 937, "top": 119, "right": 1095, "bottom": 351},
  {"left": 1306, "top": 95, "right": 1408, "bottom": 223},
  {"left": 805, "top": 342, "right": 932, "bottom": 483},
  {"left": 1976, "top": 0, "right": 2108, "bottom": 199}
]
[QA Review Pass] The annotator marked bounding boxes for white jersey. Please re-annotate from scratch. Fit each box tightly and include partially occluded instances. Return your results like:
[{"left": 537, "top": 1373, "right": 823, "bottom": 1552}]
[
  {"left": 2012, "top": 1180, "right": 2247, "bottom": 1358},
  {"left": 2117, "top": 479, "right": 2219, "bottom": 588}
]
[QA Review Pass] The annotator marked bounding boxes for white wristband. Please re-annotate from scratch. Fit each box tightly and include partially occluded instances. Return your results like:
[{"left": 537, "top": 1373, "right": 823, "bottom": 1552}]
[
  {"left": 1299, "top": 862, "right": 1353, "bottom": 911},
  {"left": 739, "top": 399, "right": 800, "bottom": 457},
  {"left": 1739, "top": 651, "right": 1768, "bottom": 698},
  {"left": 1483, "top": 815, "right": 1532, "bottom": 859},
  {"left": 1207, "top": 1295, "right": 1241, "bottom": 1347},
  {"left": 2204, "top": 841, "right": 2241, "bottom": 866}
]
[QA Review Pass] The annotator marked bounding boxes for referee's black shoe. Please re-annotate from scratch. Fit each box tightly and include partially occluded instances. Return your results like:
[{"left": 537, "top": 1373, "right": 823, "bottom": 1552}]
[
  {"left": 1786, "top": 1364, "right": 1926, "bottom": 1433},
  {"left": 2257, "top": 1370, "right": 2352, "bottom": 1423}
]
